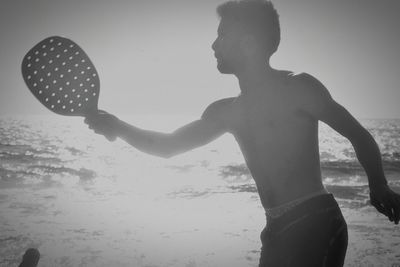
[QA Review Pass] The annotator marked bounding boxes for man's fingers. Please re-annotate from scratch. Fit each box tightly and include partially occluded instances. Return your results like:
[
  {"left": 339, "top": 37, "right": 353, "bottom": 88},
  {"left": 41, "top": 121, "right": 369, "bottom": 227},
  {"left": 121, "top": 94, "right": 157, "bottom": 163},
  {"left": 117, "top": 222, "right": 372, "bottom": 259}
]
[
  {"left": 372, "top": 201, "right": 387, "bottom": 216},
  {"left": 84, "top": 117, "right": 98, "bottom": 126},
  {"left": 371, "top": 195, "right": 398, "bottom": 222},
  {"left": 384, "top": 194, "right": 400, "bottom": 223},
  {"left": 384, "top": 202, "right": 394, "bottom": 221},
  {"left": 84, "top": 113, "right": 118, "bottom": 141},
  {"left": 105, "top": 135, "right": 117, "bottom": 142},
  {"left": 384, "top": 203, "right": 394, "bottom": 222},
  {"left": 369, "top": 186, "right": 400, "bottom": 224},
  {"left": 392, "top": 197, "right": 400, "bottom": 224},
  {"left": 371, "top": 198, "right": 391, "bottom": 219},
  {"left": 85, "top": 117, "right": 105, "bottom": 129},
  {"left": 371, "top": 200, "right": 385, "bottom": 214},
  {"left": 390, "top": 201, "right": 398, "bottom": 224},
  {"left": 84, "top": 113, "right": 107, "bottom": 123}
]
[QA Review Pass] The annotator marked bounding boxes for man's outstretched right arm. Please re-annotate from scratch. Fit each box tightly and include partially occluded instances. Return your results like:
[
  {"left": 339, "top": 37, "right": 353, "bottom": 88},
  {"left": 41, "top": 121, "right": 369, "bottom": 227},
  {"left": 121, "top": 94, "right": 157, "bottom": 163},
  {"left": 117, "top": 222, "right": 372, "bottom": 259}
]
[{"left": 84, "top": 99, "right": 232, "bottom": 158}]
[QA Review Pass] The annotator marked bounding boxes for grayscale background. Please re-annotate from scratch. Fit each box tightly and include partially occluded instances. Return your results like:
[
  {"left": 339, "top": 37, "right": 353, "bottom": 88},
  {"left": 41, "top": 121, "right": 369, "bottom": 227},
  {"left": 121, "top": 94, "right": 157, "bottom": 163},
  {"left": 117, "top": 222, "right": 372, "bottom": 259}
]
[{"left": 1, "top": 0, "right": 399, "bottom": 266}]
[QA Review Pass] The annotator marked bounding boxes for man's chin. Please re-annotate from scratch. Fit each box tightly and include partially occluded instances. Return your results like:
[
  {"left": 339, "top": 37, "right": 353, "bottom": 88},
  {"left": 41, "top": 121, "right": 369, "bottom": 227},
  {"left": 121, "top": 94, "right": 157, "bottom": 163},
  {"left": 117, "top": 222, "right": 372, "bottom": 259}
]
[{"left": 216, "top": 63, "right": 233, "bottom": 74}]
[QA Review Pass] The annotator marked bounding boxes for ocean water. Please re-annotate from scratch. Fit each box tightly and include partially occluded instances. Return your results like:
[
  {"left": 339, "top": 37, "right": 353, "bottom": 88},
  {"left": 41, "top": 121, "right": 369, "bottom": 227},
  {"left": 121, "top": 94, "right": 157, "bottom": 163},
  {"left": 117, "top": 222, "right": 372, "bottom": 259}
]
[{"left": 0, "top": 115, "right": 400, "bottom": 267}]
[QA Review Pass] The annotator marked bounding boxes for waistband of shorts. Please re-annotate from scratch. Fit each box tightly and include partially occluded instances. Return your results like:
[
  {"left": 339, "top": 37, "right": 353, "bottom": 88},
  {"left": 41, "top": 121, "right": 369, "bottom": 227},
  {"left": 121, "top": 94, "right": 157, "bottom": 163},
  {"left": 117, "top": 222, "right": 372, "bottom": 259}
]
[
  {"left": 265, "top": 188, "right": 329, "bottom": 219},
  {"left": 266, "top": 193, "right": 340, "bottom": 225}
]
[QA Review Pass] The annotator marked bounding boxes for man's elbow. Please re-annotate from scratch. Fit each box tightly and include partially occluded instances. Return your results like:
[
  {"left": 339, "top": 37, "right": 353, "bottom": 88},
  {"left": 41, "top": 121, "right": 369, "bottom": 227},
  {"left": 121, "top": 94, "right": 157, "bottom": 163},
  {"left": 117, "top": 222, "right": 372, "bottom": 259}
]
[
  {"left": 159, "top": 150, "right": 175, "bottom": 159},
  {"left": 155, "top": 135, "right": 195, "bottom": 159},
  {"left": 346, "top": 125, "right": 374, "bottom": 146},
  {"left": 148, "top": 145, "right": 175, "bottom": 159},
  {"left": 159, "top": 148, "right": 186, "bottom": 159},
  {"left": 156, "top": 139, "right": 182, "bottom": 159}
]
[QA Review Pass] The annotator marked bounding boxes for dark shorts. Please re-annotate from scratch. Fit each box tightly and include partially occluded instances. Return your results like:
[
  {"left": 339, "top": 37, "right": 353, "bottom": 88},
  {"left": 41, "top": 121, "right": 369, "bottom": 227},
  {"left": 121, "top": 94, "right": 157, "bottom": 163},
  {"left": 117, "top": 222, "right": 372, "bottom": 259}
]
[{"left": 259, "top": 194, "right": 348, "bottom": 267}]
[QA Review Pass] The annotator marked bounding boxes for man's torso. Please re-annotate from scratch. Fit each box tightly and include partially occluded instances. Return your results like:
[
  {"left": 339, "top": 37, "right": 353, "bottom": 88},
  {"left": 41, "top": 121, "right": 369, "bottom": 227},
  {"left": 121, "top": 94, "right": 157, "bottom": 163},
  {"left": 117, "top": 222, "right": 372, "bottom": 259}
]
[{"left": 214, "top": 71, "right": 326, "bottom": 208}]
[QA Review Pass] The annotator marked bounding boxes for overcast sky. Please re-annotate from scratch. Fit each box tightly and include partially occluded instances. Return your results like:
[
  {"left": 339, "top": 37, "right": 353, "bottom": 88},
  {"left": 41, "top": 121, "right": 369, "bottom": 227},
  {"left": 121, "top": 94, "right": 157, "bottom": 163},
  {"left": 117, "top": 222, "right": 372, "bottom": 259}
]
[{"left": 1, "top": 0, "right": 399, "bottom": 118}]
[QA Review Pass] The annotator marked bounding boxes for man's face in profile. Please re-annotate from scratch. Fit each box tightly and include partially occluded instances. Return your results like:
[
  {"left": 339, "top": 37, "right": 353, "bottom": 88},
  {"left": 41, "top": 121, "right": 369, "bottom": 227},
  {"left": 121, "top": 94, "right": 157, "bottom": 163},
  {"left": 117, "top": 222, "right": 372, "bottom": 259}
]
[{"left": 212, "top": 18, "right": 244, "bottom": 74}]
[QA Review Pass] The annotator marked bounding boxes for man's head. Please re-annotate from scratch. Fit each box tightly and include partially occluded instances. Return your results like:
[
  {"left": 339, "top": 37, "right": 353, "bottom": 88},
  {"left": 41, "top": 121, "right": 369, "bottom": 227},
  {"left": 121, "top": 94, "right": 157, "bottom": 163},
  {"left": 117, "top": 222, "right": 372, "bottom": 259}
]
[{"left": 212, "top": 0, "right": 280, "bottom": 74}]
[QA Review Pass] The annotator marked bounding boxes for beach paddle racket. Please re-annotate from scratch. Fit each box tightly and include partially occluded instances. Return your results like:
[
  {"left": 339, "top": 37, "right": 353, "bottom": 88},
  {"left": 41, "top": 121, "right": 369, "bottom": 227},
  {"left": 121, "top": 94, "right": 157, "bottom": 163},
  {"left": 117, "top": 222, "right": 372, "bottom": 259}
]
[{"left": 22, "top": 36, "right": 115, "bottom": 140}]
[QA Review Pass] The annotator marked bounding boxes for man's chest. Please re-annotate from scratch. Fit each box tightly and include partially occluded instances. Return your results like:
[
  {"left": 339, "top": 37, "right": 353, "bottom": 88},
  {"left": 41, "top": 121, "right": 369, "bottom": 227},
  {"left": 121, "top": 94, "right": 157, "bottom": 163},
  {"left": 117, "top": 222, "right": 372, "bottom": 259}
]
[{"left": 226, "top": 94, "right": 302, "bottom": 134}]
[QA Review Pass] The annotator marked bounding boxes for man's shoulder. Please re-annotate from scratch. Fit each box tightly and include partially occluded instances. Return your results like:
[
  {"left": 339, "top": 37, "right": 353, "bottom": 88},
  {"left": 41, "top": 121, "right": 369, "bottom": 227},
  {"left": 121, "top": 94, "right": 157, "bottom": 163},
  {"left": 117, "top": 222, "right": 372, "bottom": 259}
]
[
  {"left": 289, "top": 72, "right": 332, "bottom": 101},
  {"left": 207, "top": 97, "right": 237, "bottom": 108},
  {"left": 288, "top": 72, "right": 334, "bottom": 118},
  {"left": 201, "top": 97, "right": 236, "bottom": 121}
]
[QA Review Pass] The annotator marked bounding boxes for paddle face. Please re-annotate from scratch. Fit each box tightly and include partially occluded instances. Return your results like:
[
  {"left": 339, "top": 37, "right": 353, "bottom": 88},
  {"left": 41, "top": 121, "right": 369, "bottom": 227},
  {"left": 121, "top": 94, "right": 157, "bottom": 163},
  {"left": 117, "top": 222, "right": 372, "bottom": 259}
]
[{"left": 22, "top": 36, "right": 100, "bottom": 116}]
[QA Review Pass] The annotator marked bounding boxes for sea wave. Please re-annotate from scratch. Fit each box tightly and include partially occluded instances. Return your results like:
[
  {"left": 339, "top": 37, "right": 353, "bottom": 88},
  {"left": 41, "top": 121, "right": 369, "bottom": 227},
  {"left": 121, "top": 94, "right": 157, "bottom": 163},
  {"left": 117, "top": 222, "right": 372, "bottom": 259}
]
[
  {"left": 219, "top": 160, "right": 400, "bottom": 179},
  {"left": 1, "top": 117, "right": 399, "bottom": 192},
  {"left": 27, "top": 165, "right": 96, "bottom": 180},
  {"left": 0, "top": 164, "right": 96, "bottom": 188},
  {"left": 218, "top": 161, "right": 400, "bottom": 202},
  {"left": 0, "top": 151, "right": 61, "bottom": 165}
]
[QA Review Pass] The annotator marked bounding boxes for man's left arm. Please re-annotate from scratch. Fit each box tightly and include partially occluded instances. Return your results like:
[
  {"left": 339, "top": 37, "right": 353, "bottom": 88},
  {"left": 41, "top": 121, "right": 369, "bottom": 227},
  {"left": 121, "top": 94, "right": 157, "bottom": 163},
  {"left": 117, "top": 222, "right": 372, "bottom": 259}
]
[{"left": 299, "top": 73, "right": 400, "bottom": 224}]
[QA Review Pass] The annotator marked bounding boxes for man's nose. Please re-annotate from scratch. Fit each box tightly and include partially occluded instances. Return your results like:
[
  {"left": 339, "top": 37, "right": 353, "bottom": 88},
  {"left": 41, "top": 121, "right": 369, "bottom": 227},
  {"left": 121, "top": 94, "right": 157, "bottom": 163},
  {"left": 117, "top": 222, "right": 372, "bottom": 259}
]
[{"left": 211, "top": 39, "right": 217, "bottom": 52}]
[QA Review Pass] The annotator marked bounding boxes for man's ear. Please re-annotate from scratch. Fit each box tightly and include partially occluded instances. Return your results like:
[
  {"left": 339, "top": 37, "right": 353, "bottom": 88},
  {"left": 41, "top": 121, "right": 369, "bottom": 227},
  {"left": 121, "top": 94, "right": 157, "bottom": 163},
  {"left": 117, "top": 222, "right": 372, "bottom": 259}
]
[{"left": 240, "top": 34, "right": 258, "bottom": 56}]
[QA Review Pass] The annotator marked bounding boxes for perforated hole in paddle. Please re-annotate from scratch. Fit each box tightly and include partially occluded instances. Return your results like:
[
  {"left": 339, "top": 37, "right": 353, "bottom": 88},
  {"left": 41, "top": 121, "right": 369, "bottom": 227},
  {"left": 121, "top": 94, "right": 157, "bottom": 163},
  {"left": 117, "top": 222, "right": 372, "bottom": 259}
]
[{"left": 22, "top": 36, "right": 100, "bottom": 116}]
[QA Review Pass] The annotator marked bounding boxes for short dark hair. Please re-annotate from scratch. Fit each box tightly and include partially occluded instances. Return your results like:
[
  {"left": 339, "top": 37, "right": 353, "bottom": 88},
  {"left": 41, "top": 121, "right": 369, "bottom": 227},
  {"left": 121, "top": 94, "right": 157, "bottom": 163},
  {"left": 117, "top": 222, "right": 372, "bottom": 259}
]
[{"left": 217, "top": 0, "right": 280, "bottom": 56}]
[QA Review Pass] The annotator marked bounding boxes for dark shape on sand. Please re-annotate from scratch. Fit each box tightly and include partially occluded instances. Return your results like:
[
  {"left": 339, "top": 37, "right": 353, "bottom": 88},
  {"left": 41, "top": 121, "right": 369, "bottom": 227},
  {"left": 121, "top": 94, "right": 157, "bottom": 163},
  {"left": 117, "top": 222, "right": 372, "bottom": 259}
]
[{"left": 19, "top": 248, "right": 40, "bottom": 267}]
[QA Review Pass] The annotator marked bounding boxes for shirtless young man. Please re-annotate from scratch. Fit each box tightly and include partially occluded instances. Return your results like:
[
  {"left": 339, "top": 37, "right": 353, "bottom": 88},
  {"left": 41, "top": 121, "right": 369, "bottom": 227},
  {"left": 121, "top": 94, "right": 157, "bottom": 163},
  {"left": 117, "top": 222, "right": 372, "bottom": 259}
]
[{"left": 85, "top": 0, "right": 400, "bottom": 266}]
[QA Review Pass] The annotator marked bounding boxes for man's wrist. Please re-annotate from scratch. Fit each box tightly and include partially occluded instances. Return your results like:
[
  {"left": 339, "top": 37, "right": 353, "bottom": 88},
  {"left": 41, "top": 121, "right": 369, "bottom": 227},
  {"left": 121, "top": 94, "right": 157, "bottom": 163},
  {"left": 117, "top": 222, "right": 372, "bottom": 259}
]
[
  {"left": 115, "top": 119, "right": 136, "bottom": 140},
  {"left": 369, "top": 180, "right": 388, "bottom": 192},
  {"left": 113, "top": 118, "right": 125, "bottom": 136}
]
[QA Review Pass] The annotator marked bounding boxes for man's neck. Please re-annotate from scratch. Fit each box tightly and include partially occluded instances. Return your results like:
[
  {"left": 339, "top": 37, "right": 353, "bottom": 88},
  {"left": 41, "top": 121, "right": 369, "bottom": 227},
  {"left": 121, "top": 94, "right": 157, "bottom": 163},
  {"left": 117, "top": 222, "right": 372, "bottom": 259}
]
[{"left": 236, "top": 60, "right": 276, "bottom": 95}]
